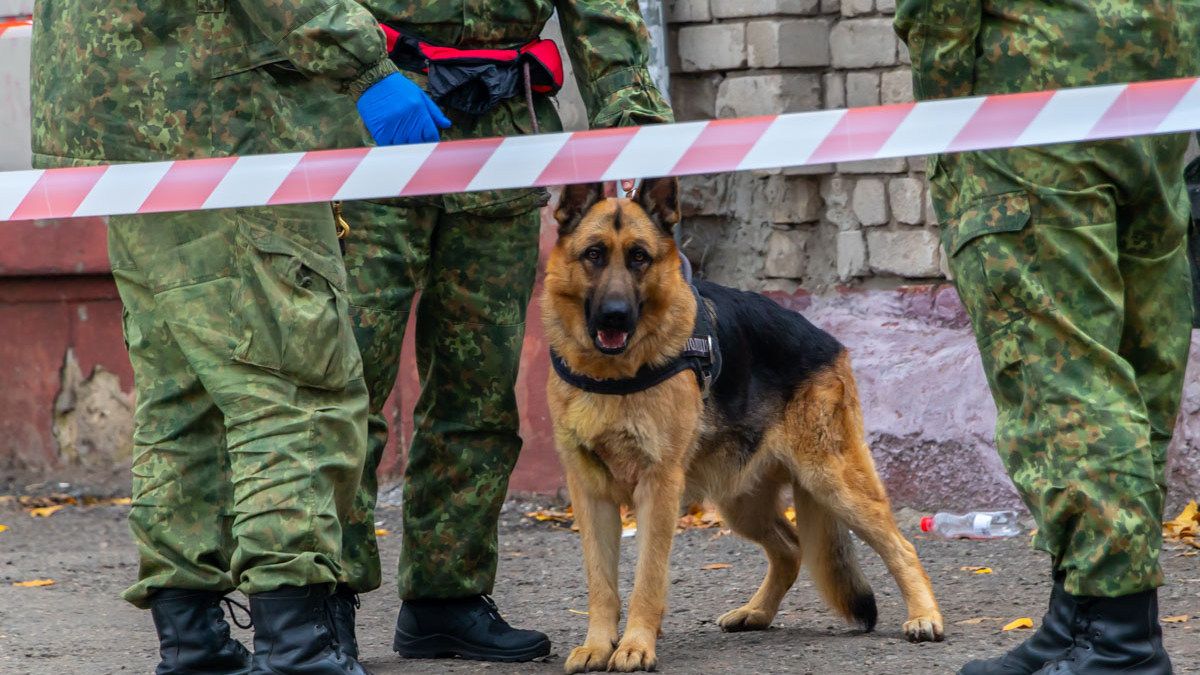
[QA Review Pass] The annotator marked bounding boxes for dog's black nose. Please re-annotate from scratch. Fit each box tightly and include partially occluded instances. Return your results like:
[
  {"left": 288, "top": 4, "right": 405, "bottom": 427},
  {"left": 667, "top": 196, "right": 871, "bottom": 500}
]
[{"left": 597, "top": 299, "right": 633, "bottom": 327}]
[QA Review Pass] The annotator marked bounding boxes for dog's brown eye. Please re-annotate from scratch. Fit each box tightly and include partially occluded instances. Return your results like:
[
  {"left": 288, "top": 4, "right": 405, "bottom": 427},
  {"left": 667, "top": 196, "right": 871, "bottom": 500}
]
[
  {"left": 629, "top": 249, "right": 650, "bottom": 264},
  {"left": 583, "top": 247, "right": 603, "bottom": 262}
]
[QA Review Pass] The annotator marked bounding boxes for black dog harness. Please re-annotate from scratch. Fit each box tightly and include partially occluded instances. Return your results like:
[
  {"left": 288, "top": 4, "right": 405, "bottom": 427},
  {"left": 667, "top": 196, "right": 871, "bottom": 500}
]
[{"left": 550, "top": 258, "right": 722, "bottom": 397}]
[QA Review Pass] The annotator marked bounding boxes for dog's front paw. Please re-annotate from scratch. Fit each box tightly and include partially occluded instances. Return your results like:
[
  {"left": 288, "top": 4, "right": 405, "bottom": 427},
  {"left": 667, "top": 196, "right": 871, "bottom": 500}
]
[
  {"left": 564, "top": 642, "right": 614, "bottom": 673},
  {"left": 606, "top": 636, "right": 657, "bottom": 673},
  {"left": 717, "top": 605, "right": 775, "bottom": 632},
  {"left": 903, "top": 612, "right": 944, "bottom": 643}
]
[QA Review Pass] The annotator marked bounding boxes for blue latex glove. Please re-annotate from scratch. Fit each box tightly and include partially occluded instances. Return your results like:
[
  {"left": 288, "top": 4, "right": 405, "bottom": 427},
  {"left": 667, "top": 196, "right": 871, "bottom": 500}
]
[{"left": 356, "top": 73, "right": 452, "bottom": 145}]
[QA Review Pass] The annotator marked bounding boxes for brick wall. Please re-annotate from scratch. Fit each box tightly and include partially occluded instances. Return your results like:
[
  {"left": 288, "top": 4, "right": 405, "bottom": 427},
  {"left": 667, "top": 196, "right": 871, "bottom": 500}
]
[{"left": 667, "top": 0, "right": 944, "bottom": 292}]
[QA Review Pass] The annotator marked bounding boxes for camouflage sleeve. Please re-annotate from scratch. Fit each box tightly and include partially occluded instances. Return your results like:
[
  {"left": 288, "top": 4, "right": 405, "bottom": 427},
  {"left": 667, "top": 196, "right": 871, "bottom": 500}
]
[
  {"left": 234, "top": 0, "right": 398, "bottom": 97},
  {"left": 554, "top": 0, "right": 674, "bottom": 128},
  {"left": 893, "top": 0, "right": 980, "bottom": 100}
]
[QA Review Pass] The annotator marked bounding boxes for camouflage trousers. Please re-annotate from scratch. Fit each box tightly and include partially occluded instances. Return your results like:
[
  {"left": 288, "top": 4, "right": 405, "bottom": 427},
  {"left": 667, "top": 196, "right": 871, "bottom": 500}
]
[
  {"left": 336, "top": 195, "right": 543, "bottom": 599},
  {"left": 933, "top": 135, "right": 1194, "bottom": 598},
  {"left": 108, "top": 204, "right": 369, "bottom": 608}
]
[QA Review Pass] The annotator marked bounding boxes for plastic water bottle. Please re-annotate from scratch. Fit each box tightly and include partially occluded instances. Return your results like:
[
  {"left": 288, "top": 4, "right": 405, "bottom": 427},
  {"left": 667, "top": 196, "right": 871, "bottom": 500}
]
[{"left": 920, "top": 511, "right": 1022, "bottom": 539}]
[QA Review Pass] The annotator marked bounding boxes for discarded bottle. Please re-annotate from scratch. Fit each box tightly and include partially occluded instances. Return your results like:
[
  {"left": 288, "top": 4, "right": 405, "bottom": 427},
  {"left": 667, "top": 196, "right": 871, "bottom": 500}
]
[{"left": 920, "top": 511, "right": 1022, "bottom": 539}]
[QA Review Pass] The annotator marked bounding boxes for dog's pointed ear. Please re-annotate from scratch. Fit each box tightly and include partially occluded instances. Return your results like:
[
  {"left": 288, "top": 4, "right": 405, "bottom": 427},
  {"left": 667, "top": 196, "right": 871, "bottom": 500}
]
[
  {"left": 636, "top": 177, "right": 680, "bottom": 234},
  {"left": 554, "top": 183, "right": 605, "bottom": 236}
]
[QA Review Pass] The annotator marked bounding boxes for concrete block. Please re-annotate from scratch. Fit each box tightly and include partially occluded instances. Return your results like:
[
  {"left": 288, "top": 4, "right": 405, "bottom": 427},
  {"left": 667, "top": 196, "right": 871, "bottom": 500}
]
[
  {"left": 784, "top": 163, "right": 836, "bottom": 175},
  {"left": 846, "top": 71, "right": 880, "bottom": 108},
  {"left": 712, "top": 0, "right": 820, "bottom": 18},
  {"left": 747, "top": 19, "right": 831, "bottom": 68},
  {"left": 820, "top": 176, "right": 859, "bottom": 230},
  {"left": 669, "top": 75, "right": 720, "bottom": 121},
  {"left": 837, "top": 230, "right": 867, "bottom": 279},
  {"left": 837, "top": 157, "right": 909, "bottom": 173},
  {"left": 877, "top": 0, "right": 896, "bottom": 12},
  {"left": 881, "top": 68, "right": 913, "bottom": 104},
  {"left": 0, "top": 0, "right": 33, "bottom": 16},
  {"left": 668, "top": 0, "right": 711, "bottom": 22},
  {"left": 821, "top": 0, "right": 841, "bottom": 13},
  {"left": 765, "top": 228, "right": 810, "bottom": 278},
  {"left": 831, "top": 18, "right": 899, "bottom": 68},
  {"left": 680, "top": 174, "right": 730, "bottom": 217},
  {"left": 840, "top": 0, "right": 874, "bottom": 17},
  {"left": 888, "top": 177, "right": 923, "bottom": 225},
  {"left": 823, "top": 72, "right": 845, "bottom": 109},
  {"left": 765, "top": 176, "right": 821, "bottom": 223},
  {"left": 925, "top": 186, "right": 939, "bottom": 225},
  {"left": 852, "top": 178, "right": 889, "bottom": 226},
  {"left": 0, "top": 28, "right": 31, "bottom": 170},
  {"left": 867, "top": 229, "right": 941, "bottom": 277},
  {"left": 716, "top": 73, "right": 821, "bottom": 117},
  {"left": 679, "top": 23, "right": 747, "bottom": 72},
  {"left": 908, "top": 156, "right": 928, "bottom": 173}
]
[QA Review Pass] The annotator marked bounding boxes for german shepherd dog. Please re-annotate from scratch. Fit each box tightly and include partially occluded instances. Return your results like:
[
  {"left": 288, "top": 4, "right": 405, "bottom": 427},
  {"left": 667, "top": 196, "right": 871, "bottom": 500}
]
[{"left": 543, "top": 178, "right": 944, "bottom": 673}]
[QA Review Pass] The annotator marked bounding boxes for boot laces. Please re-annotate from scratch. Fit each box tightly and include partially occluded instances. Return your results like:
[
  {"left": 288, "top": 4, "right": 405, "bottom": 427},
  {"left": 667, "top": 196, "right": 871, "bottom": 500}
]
[
  {"left": 221, "top": 596, "right": 254, "bottom": 630},
  {"left": 481, "top": 595, "right": 509, "bottom": 626}
]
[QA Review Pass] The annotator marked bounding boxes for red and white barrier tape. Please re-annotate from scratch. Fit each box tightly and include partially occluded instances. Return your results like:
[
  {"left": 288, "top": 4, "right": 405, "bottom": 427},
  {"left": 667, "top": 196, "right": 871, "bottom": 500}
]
[
  {"left": 2, "top": 77, "right": 1199, "bottom": 222},
  {"left": 0, "top": 17, "right": 31, "bottom": 39}
]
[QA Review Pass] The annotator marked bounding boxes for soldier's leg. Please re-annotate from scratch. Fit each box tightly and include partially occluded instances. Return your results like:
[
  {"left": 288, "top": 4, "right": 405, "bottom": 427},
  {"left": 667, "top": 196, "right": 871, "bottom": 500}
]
[
  {"left": 1116, "top": 137, "right": 1193, "bottom": 500},
  {"left": 107, "top": 219, "right": 235, "bottom": 609},
  {"left": 937, "top": 149, "right": 1162, "bottom": 598},
  {"left": 397, "top": 206, "right": 541, "bottom": 599},
  {"left": 337, "top": 199, "right": 436, "bottom": 593},
  {"left": 120, "top": 204, "right": 369, "bottom": 595}
]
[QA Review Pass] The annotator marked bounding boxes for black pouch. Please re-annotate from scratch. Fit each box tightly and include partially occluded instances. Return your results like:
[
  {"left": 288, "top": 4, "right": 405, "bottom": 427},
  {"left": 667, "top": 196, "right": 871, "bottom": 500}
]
[{"left": 381, "top": 24, "right": 564, "bottom": 117}]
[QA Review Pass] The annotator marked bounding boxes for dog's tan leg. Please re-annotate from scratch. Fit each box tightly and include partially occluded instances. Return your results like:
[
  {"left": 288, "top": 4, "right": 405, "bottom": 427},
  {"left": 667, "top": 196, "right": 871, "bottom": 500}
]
[
  {"left": 715, "top": 478, "right": 802, "bottom": 632},
  {"left": 563, "top": 470, "right": 623, "bottom": 674},
  {"left": 797, "top": 462, "right": 943, "bottom": 642},
  {"left": 607, "top": 466, "right": 685, "bottom": 673}
]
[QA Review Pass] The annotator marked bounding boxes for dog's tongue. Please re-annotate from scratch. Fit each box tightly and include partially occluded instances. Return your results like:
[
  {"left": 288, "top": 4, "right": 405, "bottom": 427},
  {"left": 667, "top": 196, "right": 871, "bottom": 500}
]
[{"left": 598, "top": 330, "right": 629, "bottom": 350}]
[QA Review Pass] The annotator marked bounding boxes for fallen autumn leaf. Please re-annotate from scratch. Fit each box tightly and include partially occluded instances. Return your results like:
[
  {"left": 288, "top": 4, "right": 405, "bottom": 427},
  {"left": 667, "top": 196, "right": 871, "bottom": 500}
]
[
  {"left": 0, "top": 524, "right": 8, "bottom": 533},
  {"left": 1003, "top": 618, "right": 1034, "bottom": 631},
  {"left": 1163, "top": 615, "right": 1189, "bottom": 623},
  {"left": 701, "top": 563, "right": 732, "bottom": 570},
  {"left": 13, "top": 579, "right": 55, "bottom": 587},
  {"left": 568, "top": 609, "right": 589, "bottom": 616},
  {"left": 28, "top": 505, "right": 65, "bottom": 518},
  {"left": 375, "top": 528, "right": 389, "bottom": 537}
]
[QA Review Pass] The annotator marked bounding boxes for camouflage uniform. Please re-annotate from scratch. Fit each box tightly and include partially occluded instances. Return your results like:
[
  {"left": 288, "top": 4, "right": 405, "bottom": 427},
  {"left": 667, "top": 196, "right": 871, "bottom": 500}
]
[
  {"left": 896, "top": 0, "right": 1197, "bottom": 597},
  {"left": 30, "top": 0, "right": 398, "bottom": 606},
  {"left": 333, "top": 1, "right": 673, "bottom": 598}
]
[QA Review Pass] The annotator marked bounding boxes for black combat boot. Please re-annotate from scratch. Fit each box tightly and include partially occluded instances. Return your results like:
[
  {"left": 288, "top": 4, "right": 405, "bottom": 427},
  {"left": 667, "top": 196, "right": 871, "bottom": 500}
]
[
  {"left": 959, "top": 574, "right": 1077, "bottom": 674},
  {"left": 248, "top": 585, "right": 371, "bottom": 674},
  {"left": 1033, "top": 588, "right": 1171, "bottom": 674},
  {"left": 393, "top": 595, "right": 551, "bottom": 662},
  {"left": 327, "top": 585, "right": 361, "bottom": 661},
  {"left": 150, "top": 589, "right": 253, "bottom": 674}
]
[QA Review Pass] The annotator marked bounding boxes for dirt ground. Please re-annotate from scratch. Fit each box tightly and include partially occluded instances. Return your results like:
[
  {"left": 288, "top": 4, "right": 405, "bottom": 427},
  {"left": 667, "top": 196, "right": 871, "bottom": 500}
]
[{"left": 1, "top": 499, "right": 1197, "bottom": 675}]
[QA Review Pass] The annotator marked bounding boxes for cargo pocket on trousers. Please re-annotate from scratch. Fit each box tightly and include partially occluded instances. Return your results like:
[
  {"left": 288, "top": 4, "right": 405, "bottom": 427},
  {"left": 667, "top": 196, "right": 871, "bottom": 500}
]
[
  {"left": 232, "top": 225, "right": 358, "bottom": 391},
  {"left": 942, "top": 192, "right": 1034, "bottom": 337}
]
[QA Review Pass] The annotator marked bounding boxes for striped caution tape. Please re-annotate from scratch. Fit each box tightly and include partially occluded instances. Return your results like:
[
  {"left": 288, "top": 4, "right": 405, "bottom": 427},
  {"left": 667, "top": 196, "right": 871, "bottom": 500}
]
[{"left": 2, "top": 77, "right": 1199, "bottom": 222}]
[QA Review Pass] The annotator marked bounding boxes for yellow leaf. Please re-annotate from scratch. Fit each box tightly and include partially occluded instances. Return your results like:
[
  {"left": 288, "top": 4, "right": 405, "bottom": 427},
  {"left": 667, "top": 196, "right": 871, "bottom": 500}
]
[
  {"left": 28, "top": 505, "right": 65, "bottom": 518},
  {"left": 960, "top": 566, "right": 992, "bottom": 573},
  {"left": 701, "top": 563, "right": 732, "bottom": 570},
  {"left": 1163, "top": 615, "right": 1189, "bottom": 623},
  {"left": 974, "top": 568, "right": 994, "bottom": 575},
  {"left": 375, "top": 528, "right": 389, "bottom": 537},
  {"left": 13, "top": 579, "right": 55, "bottom": 587},
  {"left": 106, "top": 497, "right": 132, "bottom": 506},
  {"left": 568, "top": 609, "right": 589, "bottom": 616},
  {"left": 0, "top": 524, "right": 8, "bottom": 533},
  {"left": 1002, "top": 618, "right": 1034, "bottom": 631}
]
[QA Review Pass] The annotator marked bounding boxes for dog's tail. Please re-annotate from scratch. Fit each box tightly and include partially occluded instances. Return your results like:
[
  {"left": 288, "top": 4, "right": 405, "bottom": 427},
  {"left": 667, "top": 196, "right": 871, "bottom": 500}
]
[{"left": 793, "top": 487, "right": 878, "bottom": 632}]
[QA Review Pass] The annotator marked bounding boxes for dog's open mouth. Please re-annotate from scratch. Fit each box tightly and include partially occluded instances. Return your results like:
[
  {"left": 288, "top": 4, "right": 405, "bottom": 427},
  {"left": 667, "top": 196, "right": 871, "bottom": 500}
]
[{"left": 595, "top": 329, "right": 630, "bottom": 354}]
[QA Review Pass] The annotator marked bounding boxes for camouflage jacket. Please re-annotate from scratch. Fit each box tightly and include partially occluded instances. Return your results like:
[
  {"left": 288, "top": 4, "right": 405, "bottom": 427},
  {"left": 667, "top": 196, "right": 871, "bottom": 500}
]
[
  {"left": 31, "top": 0, "right": 399, "bottom": 166},
  {"left": 895, "top": 0, "right": 1198, "bottom": 100}
]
